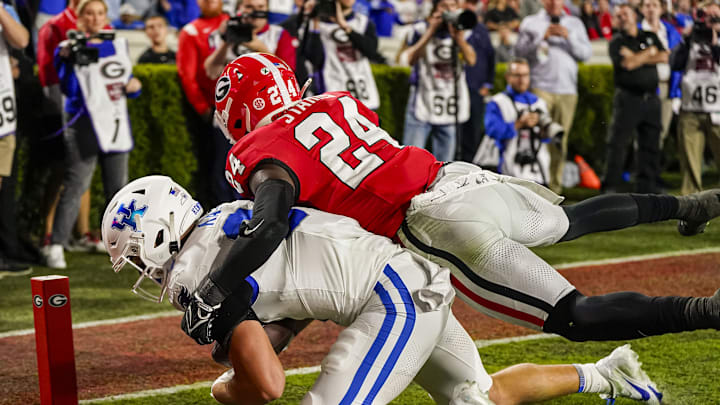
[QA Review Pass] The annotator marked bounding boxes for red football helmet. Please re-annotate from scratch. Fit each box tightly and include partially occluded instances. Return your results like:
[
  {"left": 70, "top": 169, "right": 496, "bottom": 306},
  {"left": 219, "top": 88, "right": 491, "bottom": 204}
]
[{"left": 214, "top": 53, "right": 302, "bottom": 143}]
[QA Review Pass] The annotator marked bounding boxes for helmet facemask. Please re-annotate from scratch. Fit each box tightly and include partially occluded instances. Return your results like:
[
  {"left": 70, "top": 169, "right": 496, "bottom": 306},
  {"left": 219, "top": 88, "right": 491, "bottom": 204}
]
[{"left": 103, "top": 176, "right": 204, "bottom": 304}]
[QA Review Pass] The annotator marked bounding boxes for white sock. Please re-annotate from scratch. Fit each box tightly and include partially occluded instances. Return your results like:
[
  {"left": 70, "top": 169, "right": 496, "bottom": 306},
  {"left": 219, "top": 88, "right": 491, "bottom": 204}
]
[{"left": 573, "top": 363, "right": 611, "bottom": 394}]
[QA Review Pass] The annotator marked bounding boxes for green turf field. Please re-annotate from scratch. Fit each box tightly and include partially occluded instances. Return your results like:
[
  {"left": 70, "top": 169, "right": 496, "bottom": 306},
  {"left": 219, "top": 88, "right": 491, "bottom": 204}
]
[
  {"left": 7, "top": 178, "right": 720, "bottom": 404},
  {"left": 84, "top": 331, "right": 720, "bottom": 405}
]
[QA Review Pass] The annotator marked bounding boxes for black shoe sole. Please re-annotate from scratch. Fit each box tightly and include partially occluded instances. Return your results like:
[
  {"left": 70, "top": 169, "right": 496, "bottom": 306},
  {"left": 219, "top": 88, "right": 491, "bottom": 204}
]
[{"left": 0, "top": 267, "right": 33, "bottom": 279}]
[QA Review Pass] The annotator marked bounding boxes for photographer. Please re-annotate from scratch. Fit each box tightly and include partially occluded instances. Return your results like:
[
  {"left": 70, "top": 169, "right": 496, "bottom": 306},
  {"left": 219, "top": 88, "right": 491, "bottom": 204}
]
[
  {"left": 515, "top": 0, "right": 592, "bottom": 193},
  {"left": 299, "top": 0, "right": 383, "bottom": 109},
  {"left": 399, "top": 0, "right": 476, "bottom": 161},
  {"left": 476, "top": 58, "right": 561, "bottom": 185},
  {"left": 603, "top": 3, "right": 668, "bottom": 194},
  {"left": 204, "top": 0, "right": 296, "bottom": 80},
  {"left": 44, "top": 0, "right": 141, "bottom": 269},
  {"left": 671, "top": 0, "right": 720, "bottom": 200}
]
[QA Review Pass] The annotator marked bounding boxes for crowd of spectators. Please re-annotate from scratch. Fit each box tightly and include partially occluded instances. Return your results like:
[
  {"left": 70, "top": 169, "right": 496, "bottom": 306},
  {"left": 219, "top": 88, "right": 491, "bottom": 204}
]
[{"left": 1, "top": 0, "right": 720, "bottom": 277}]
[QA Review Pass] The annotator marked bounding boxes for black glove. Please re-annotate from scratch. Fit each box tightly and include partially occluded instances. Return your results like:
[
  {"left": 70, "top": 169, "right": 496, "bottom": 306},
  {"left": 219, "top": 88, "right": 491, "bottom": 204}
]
[{"left": 181, "top": 277, "right": 254, "bottom": 345}]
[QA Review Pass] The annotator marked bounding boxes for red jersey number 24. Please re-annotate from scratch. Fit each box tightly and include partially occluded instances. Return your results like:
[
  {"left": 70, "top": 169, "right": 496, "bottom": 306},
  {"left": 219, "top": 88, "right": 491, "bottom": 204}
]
[{"left": 294, "top": 96, "right": 402, "bottom": 189}]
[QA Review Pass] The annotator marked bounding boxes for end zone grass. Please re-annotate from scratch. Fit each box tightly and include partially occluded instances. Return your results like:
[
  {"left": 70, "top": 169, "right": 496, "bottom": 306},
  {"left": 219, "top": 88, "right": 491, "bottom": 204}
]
[{"left": 85, "top": 330, "right": 720, "bottom": 404}]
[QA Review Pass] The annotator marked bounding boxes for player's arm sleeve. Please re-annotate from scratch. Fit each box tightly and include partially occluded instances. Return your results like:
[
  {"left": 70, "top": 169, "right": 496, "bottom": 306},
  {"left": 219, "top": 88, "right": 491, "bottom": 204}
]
[
  {"left": 202, "top": 178, "right": 296, "bottom": 306},
  {"left": 223, "top": 320, "right": 285, "bottom": 403},
  {"left": 276, "top": 29, "right": 297, "bottom": 70},
  {"left": 176, "top": 29, "right": 211, "bottom": 115}
]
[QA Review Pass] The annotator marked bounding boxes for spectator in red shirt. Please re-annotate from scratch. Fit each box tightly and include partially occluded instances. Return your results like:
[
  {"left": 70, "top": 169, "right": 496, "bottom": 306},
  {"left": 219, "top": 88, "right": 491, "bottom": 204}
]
[
  {"left": 597, "top": 0, "right": 613, "bottom": 40},
  {"left": 176, "top": 0, "right": 238, "bottom": 206},
  {"left": 580, "top": 0, "right": 601, "bottom": 39},
  {"left": 203, "top": 0, "right": 297, "bottom": 80}
]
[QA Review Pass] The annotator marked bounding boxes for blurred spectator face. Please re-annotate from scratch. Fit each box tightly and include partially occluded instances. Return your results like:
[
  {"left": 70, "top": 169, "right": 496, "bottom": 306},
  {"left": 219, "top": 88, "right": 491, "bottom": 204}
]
[
  {"left": 677, "top": 0, "right": 690, "bottom": 13},
  {"left": 79, "top": 0, "right": 108, "bottom": 34},
  {"left": 703, "top": 3, "right": 720, "bottom": 28},
  {"left": 340, "top": 0, "right": 356, "bottom": 11},
  {"left": 597, "top": 0, "right": 609, "bottom": 13},
  {"left": 543, "top": 0, "right": 564, "bottom": 16},
  {"left": 641, "top": 0, "right": 661, "bottom": 23},
  {"left": 507, "top": 0, "right": 519, "bottom": 12},
  {"left": 238, "top": 0, "right": 268, "bottom": 31},
  {"left": 616, "top": 4, "right": 636, "bottom": 31},
  {"left": 506, "top": 61, "right": 530, "bottom": 93},
  {"left": 198, "top": 0, "right": 224, "bottom": 17},
  {"left": 118, "top": 4, "right": 140, "bottom": 25},
  {"left": 434, "top": 0, "right": 460, "bottom": 14},
  {"left": 581, "top": 0, "right": 594, "bottom": 15},
  {"left": 145, "top": 16, "right": 168, "bottom": 45}
]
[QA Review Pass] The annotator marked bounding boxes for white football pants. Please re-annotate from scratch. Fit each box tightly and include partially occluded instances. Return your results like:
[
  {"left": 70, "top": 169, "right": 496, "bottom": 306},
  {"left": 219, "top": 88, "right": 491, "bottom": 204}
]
[{"left": 399, "top": 162, "right": 576, "bottom": 331}]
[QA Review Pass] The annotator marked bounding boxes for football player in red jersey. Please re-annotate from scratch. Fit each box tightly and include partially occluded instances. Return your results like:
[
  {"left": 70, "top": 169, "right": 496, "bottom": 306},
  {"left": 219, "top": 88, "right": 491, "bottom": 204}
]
[{"left": 181, "top": 52, "right": 720, "bottom": 347}]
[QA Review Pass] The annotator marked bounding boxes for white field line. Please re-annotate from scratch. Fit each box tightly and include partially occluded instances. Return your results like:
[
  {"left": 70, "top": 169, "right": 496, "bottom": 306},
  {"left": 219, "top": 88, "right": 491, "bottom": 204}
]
[
  {"left": 0, "top": 310, "right": 179, "bottom": 339},
  {"left": 6, "top": 247, "right": 720, "bottom": 340},
  {"left": 552, "top": 246, "right": 720, "bottom": 270},
  {"left": 79, "top": 334, "right": 557, "bottom": 403}
]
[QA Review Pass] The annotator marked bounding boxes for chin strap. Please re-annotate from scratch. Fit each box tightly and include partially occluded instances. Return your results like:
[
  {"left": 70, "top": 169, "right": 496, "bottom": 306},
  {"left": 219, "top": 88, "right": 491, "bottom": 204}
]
[{"left": 168, "top": 211, "right": 180, "bottom": 255}]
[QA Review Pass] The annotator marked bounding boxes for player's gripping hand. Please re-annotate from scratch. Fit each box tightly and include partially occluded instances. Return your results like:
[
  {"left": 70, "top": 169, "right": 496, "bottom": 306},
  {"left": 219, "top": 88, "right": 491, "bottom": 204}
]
[
  {"left": 181, "top": 292, "right": 221, "bottom": 345},
  {"left": 181, "top": 277, "right": 254, "bottom": 345}
]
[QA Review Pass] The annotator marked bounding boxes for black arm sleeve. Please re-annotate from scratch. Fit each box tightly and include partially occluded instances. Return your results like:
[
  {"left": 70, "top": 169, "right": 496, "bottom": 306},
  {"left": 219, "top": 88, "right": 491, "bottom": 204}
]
[
  {"left": 348, "top": 21, "right": 383, "bottom": 62},
  {"left": 301, "top": 31, "right": 325, "bottom": 71},
  {"left": 670, "top": 40, "right": 689, "bottom": 71},
  {"left": 198, "top": 179, "right": 296, "bottom": 306}
]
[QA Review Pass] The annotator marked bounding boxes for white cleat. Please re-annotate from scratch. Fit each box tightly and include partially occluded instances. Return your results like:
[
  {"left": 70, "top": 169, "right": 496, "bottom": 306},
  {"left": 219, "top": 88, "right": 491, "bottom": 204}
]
[
  {"left": 41, "top": 244, "right": 67, "bottom": 269},
  {"left": 210, "top": 368, "right": 235, "bottom": 401},
  {"left": 596, "top": 344, "right": 662, "bottom": 404}
]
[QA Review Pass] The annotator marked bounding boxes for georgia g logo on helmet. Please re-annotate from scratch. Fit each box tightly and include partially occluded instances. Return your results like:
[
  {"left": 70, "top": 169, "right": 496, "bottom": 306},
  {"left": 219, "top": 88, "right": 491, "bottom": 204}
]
[
  {"left": 215, "top": 75, "right": 232, "bottom": 103},
  {"left": 214, "top": 53, "right": 301, "bottom": 144}
]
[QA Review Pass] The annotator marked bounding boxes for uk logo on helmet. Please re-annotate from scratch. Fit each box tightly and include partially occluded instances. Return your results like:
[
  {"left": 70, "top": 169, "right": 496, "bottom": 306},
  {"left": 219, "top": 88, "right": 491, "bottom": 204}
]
[{"left": 112, "top": 200, "right": 148, "bottom": 231}]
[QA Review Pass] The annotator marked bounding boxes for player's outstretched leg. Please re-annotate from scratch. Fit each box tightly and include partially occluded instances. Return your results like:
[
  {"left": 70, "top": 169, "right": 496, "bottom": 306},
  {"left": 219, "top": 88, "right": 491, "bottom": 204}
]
[
  {"left": 543, "top": 288, "right": 720, "bottom": 341},
  {"left": 676, "top": 189, "right": 720, "bottom": 236},
  {"left": 488, "top": 344, "right": 661, "bottom": 405},
  {"left": 559, "top": 189, "right": 720, "bottom": 242}
]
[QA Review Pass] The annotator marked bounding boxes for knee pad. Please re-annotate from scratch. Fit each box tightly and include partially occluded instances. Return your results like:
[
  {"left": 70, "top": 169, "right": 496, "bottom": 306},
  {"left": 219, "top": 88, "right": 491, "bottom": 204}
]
[
  {"left": 450, "top": 381, "right": 495, "bottom": 405},
  {"left": 543, "top": 290, "right": 590, "bottom": 342}
]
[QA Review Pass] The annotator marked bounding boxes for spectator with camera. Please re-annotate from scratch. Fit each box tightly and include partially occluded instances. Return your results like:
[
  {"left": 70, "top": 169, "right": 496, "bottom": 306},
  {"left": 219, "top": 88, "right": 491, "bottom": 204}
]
[
  {"left": 43, "top": 0, "right": 141, "bottom": 269},
  {"left": 603, "top": 3, "right": 667, "bottom": 194},
  {"left": 37, "top": 0, "right": 107, "bottom": 255},
  {"left": 459, "top": 9, "right": 495, "bottom": 163},
  {"left": 298, "top": 0, "right": 383, "bottom": 108},
  {"left": 399, "top": 0, "right": 476, "bottom": 161},
  {"left": 177, "top": 0, "right": 236, "bottom": 207},
  {"left": 671, "top": 0, "right": 720, "bottom": 204},
  {"left": 138, "top": 15, "right": 176, "bottom": 64},
  {"left": 476, "top": 58, "right": 562, "bottom": 184},
  {"left": 515, "top": 0, "right": 592, "bottom": 193},
  {"left": 203, "top": 0, "right": 297, "bottom": 79}
]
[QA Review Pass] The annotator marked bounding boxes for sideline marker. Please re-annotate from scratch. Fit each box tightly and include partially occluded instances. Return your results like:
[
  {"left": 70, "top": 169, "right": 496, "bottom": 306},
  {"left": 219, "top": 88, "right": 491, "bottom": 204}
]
[{"left": 32, "top": 275, "right": 78, "bottom": 405}]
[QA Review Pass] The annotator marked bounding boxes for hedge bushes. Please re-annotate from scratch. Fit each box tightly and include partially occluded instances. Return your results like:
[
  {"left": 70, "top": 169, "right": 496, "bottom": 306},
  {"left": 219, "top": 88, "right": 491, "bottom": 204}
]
[{"left": 19, "top": 63, "right": 616, "bottom": 233}]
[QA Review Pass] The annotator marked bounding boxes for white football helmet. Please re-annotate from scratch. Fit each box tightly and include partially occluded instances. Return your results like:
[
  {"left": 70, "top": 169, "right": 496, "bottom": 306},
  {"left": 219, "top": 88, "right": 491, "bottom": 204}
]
[{"left": 101, "top": 175, "right": 204, "bottom": 302}]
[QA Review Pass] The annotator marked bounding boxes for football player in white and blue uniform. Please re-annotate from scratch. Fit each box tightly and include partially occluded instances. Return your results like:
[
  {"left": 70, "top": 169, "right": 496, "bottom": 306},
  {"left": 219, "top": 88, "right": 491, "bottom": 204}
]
[{"left": 101, "top": 175, "right": 662, "bottom": 405}]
